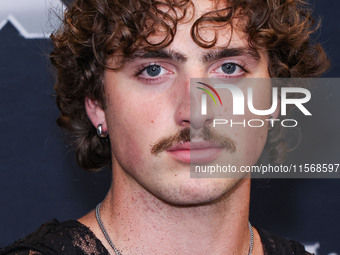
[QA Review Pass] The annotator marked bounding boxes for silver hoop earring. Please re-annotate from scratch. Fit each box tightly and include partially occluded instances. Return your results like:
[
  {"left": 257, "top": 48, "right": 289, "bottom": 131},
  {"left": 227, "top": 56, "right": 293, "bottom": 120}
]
[{"left": 97, "top": 124, "right": 108, "bottom": 138}]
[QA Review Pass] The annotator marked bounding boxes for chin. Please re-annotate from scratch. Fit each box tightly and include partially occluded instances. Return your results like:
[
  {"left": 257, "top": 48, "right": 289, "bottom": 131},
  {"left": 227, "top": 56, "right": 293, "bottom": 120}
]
[{"left": 153, "top": 177, "right": 243, "bottom": 207}]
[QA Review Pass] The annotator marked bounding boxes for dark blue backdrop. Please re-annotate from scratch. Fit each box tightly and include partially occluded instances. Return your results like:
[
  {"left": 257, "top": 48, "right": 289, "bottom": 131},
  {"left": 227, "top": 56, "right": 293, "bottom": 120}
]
[{"left": 0, "top": 1, "right": 339, "bottom": 254}]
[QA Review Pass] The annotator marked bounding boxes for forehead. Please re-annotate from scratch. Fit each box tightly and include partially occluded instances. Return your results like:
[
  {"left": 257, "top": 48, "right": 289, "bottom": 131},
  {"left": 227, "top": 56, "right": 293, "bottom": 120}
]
[
  {"left": 108, "top": 0, "right": 255, "bottom": 66},
  {"left": 147, "top": 0, "right": 249, "bottom": 46}
]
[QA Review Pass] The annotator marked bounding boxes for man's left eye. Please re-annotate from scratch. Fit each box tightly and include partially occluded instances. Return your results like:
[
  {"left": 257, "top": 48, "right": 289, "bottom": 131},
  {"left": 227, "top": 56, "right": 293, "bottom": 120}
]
[
  {"left": 212, "top": 62, "right": 246, "bottom": 77},
  {"left": 221, "top": 63, "right": 238, "bottom": 74}
]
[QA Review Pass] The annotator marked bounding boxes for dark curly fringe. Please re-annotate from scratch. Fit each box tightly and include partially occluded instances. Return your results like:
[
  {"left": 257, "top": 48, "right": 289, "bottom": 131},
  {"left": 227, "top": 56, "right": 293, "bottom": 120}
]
[{"left": 50, "top": 0, "right": 329, "bottom": 171}]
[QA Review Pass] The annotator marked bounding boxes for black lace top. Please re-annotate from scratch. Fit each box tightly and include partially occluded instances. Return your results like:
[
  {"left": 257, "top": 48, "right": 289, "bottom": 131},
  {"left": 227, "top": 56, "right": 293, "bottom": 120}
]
[{"left": 1, "top": 219, "right": 312, "bottom": 255}]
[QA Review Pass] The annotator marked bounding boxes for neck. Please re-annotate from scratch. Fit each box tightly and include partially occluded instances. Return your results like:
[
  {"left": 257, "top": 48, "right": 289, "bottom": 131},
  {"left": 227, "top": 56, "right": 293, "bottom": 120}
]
[{"left": 98, "top": 166, "right": 252, "bottom": 255}]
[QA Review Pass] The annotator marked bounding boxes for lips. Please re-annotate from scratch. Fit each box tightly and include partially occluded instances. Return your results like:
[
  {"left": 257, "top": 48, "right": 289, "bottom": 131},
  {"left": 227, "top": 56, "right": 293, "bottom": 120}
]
[{"left": 166, "top": 141, "right": 224, "bottom": 164}]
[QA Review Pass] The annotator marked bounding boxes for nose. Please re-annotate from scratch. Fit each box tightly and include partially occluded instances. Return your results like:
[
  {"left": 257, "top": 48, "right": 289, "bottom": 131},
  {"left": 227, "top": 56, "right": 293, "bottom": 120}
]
[{"left": 174, "top": 77, "right": 215, "bottom": 130}]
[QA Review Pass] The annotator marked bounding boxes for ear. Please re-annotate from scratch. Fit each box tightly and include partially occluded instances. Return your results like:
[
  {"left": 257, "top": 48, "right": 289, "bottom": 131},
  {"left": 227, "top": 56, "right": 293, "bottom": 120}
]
[{"left": 85, "top": 97, "right": 107, "bottom": 132}]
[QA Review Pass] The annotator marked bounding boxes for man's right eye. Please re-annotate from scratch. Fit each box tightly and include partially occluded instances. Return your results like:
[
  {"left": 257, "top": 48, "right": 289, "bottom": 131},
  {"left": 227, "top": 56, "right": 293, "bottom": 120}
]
[
  {"left": 133, "top": 63, "right": 174, "bottom": 85},
  {"left": 137, "top": 64, "right": 167, "bottom": 78},
  {"left": 144, "top": 65, "right": 162, "bottom": 77}
]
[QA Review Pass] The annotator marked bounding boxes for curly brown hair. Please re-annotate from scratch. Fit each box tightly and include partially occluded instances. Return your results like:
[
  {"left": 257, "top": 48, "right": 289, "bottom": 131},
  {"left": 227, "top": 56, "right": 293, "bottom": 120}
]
[{"left": 50, "top": 0, "right": 329, "bottom": 171}]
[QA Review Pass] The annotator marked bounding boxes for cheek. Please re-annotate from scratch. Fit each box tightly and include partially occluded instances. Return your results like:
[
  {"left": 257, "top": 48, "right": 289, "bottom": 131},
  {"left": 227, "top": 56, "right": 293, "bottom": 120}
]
[
  {"left": 240, "top": 100, "right": 271, "bottom": 164},
  {"left": 105, "top": 90, "right": 170, "bottom": 167},
  {"left": 245, "top": 127, "right": 267, "bottom": 162},
  {"left": 231, "top": 93, "right": 271, "bottom": 165},
  {"left": 108, "top": 111, "right": 144, "bottom": 166},
  {"left": 230, "top": 124, "right": 268, "bottom": 167}
]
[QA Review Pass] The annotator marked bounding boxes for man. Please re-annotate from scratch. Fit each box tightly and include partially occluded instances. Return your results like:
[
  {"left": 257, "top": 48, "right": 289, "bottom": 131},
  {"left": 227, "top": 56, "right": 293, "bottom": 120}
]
[{"left": 2, "top": 0, "right": 328, "bottom": 254}]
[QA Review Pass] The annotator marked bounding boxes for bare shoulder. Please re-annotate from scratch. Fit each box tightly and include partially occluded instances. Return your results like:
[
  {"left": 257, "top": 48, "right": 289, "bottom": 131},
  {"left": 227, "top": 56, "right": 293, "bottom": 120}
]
[{"left": 78, "top": 209, "right": 99, "bottom": 235}]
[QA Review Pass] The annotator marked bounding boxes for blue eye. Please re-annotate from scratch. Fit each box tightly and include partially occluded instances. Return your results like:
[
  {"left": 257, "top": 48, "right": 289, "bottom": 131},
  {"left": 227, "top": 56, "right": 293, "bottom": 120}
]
[
  {"left": 221, "top": 63, "right": 237, "bottom": 74},
  {"left": 145, "top": 65, "right": 161, "bottom": 77},
  {"left": 211, "top": 62, "right": 247, "bottom": 78},
  {"left": 135, "top": 63, "right": 174, "bottom": 85}
]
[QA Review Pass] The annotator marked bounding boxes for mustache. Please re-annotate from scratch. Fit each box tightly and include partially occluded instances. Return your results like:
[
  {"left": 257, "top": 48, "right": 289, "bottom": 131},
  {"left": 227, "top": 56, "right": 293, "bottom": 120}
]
[{"left": 151, "top": 127, "right": 236, "bottom": 155}]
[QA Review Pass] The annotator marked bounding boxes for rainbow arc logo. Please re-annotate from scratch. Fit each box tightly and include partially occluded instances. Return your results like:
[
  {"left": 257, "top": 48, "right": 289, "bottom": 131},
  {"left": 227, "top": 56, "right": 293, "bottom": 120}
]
[{"left": 196, "top": 82, "right": 223, "bottom": 106}]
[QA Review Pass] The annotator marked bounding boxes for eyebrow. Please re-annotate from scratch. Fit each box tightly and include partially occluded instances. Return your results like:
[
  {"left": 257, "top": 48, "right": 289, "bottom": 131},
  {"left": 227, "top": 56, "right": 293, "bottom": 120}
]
[
  {"left": 126, "top": 49, "right": 187, "bottom": 63},
  {"left": 125, "top": 47, "right": 260, "bottom": 63},
  {"left": 202, "top": 48, "right": 261, "bottom": 63}
]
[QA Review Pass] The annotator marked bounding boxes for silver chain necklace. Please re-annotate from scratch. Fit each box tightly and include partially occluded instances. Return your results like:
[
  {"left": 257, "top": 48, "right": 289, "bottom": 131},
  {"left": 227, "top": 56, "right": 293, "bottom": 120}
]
[{"left": 96, "top": 202, "right": 254, "bottom": 255}]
